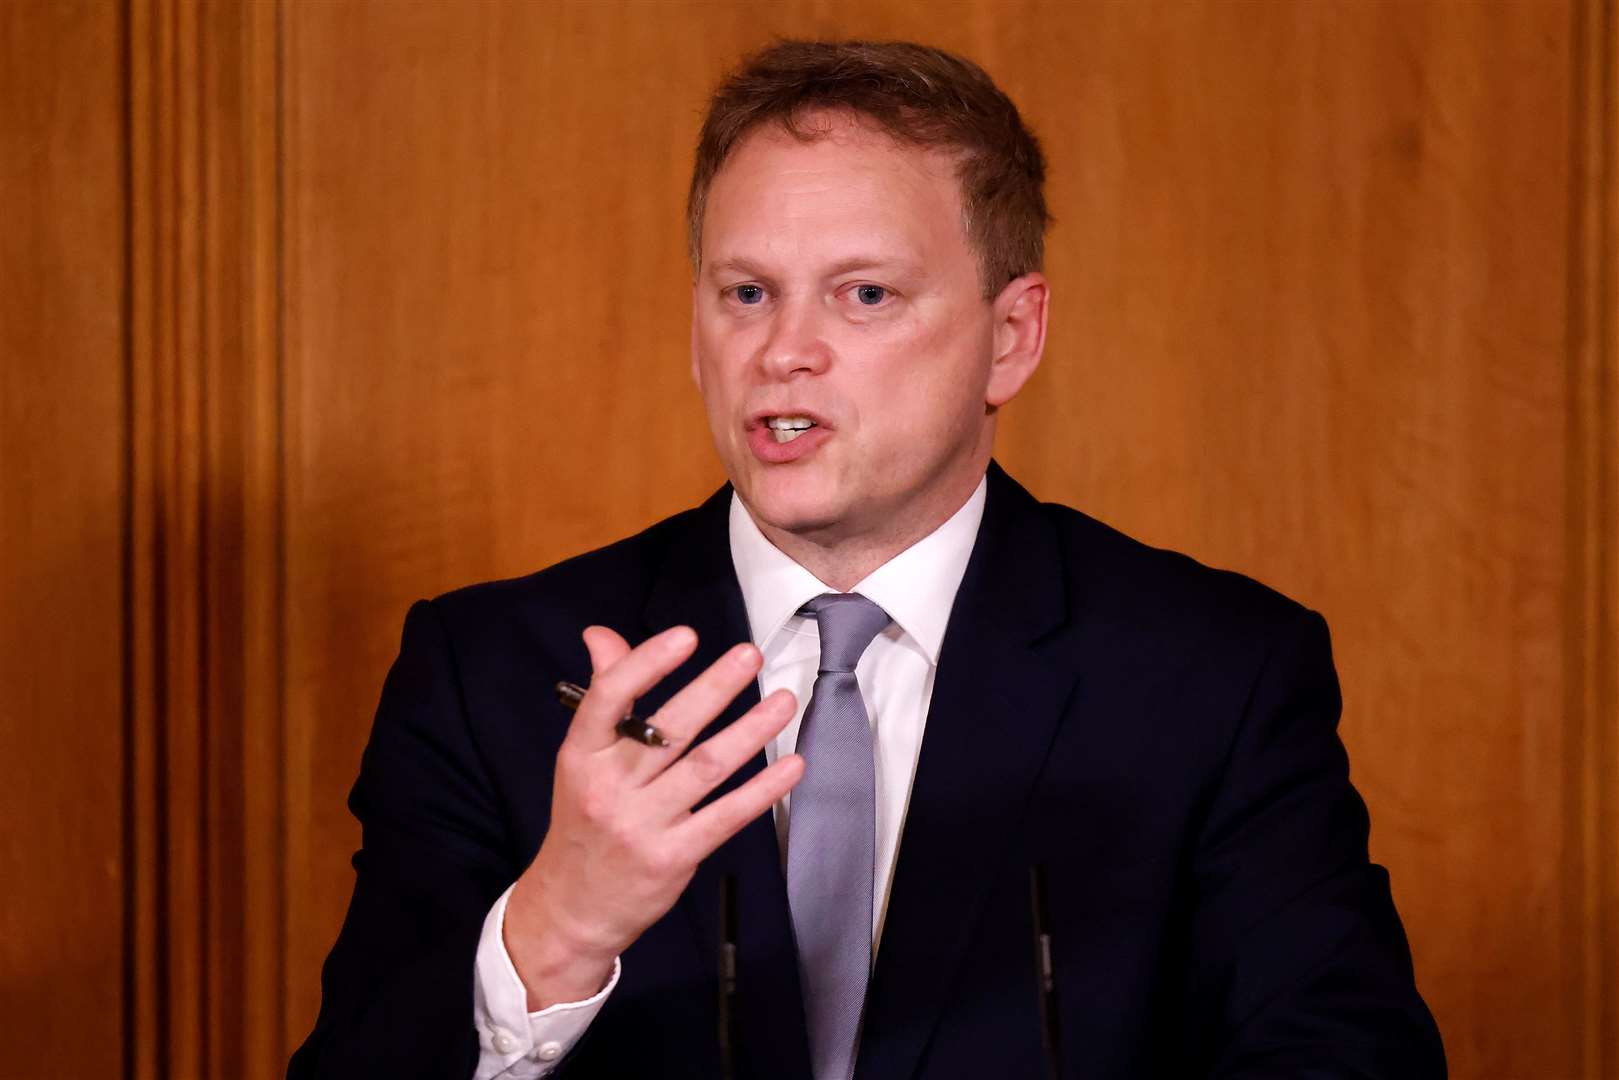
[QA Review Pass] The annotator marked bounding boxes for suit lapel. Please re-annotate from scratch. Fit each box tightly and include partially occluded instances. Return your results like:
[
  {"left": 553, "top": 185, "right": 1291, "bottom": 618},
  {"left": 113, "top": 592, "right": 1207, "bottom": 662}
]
[
  {"left": 642, "top": 486, "right": 814, "bottom": 1080},
  {"left": 857, "top": 463, "right": 1082, "bottom": 1080}
]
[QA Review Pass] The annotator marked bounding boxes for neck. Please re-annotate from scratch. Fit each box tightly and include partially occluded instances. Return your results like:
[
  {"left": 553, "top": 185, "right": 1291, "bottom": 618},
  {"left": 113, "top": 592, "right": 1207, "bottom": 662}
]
[{"left": 755, "top": 529, "right": 908, "bottom": 593}]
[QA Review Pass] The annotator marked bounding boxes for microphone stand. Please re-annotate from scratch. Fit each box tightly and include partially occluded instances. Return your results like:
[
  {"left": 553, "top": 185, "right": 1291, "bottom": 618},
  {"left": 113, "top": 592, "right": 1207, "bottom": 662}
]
[
  {"left": 718, "top": 866, "right": 1062, "bottom": 1077},
  {"left": 1030, "top": 864, "right": 1063, "bottom": 1079},
  {"left": 718, "top": 874, "right": 739, "bottom": 1080}
]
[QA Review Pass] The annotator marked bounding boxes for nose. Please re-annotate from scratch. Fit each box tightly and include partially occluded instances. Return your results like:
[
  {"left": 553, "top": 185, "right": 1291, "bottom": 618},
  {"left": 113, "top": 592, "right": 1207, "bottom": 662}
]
[{"left": 757, "top": 295, "right": 832, "bottom": 381}]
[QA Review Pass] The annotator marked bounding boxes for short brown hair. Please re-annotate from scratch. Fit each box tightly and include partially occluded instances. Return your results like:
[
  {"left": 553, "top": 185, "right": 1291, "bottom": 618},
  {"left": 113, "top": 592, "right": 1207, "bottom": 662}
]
[{"left": 687, "top": 39, "right": 1049, "bottom": 298}]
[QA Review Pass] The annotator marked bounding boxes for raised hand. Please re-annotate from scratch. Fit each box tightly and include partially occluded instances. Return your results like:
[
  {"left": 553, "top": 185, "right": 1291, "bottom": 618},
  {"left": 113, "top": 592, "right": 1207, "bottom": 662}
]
[{"left": 503, "top": 624, "right": 803, "bottom": 1010}]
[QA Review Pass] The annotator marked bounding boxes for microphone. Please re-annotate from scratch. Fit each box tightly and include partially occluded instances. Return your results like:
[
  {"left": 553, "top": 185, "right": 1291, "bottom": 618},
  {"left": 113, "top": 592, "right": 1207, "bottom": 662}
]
[
  {"left": 1030, "top": 864, "right": 1063, "bottom": 1079},
  {"left": 718, "top": 873, "right": 739, "bottom": 1080}
]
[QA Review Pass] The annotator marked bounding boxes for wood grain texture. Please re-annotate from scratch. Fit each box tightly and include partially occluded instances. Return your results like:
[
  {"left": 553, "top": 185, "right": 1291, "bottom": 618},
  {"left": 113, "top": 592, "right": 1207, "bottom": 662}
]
[{"left": 0, "top": 2, "right": 127, "bottom": 1078}]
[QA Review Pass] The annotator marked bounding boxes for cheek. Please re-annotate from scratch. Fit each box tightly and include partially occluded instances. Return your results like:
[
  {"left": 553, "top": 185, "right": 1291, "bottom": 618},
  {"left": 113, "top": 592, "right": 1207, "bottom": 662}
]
[
  {"left": 842, "top": 327, "right": 975, "bottom": 448},
  {"left": 695, "top": 316, "right": 767, "bottom": 376},
  {"left": 885, "top": 317, "right": 988, "bottom": 424},
  {"left": 691, "top": 326, "right": 736, "bottom": 396}
]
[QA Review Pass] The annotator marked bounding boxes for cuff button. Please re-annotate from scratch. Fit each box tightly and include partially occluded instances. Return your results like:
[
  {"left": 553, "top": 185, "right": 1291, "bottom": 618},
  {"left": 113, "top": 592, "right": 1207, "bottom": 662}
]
[
  {"left": 535, "top": 1040, "right": 563, "bottom": 1062},
  {"left": 492, "top": 1029, "right": 520, "bottom": 1055}
]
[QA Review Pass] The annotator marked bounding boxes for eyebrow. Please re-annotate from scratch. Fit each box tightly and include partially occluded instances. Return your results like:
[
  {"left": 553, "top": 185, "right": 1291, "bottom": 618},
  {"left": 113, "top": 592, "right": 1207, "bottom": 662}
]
[{"left": 705, "top": 254, "right": 922, "bottom": 281}]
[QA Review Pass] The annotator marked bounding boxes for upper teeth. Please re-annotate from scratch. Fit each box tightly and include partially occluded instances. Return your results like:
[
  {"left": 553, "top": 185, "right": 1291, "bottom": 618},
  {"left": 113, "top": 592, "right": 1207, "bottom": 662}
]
[{"left": 766, "top": 416, "right": 816, "bottom": 443}]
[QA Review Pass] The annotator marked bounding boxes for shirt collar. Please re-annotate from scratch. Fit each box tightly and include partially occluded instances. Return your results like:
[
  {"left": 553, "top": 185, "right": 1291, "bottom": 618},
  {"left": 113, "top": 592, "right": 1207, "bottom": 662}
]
[{"left": 727, "top": 476, "right": 987, "bottom": 665}]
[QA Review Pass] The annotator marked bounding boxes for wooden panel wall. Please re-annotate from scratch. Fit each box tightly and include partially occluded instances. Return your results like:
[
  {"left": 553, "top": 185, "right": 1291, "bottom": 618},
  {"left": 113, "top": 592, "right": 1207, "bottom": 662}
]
[
  {"left": 2, "top": 2, "right": 1613, "bottom": 1078},
  {"left": 0, "top": 3, "right": 127, "bottom": 1077}
]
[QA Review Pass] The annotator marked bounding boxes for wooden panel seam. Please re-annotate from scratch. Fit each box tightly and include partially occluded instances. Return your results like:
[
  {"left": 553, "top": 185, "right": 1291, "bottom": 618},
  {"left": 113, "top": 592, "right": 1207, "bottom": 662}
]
[
  {"left": 1564, "top": 0, "right": 1619, "bottom": 1077},
  {"left": 123, "top": 0, "right": 287, "bottom": 1076},
  {"left": 120, "top": 0, "right": 136, "bottom": 1072}
]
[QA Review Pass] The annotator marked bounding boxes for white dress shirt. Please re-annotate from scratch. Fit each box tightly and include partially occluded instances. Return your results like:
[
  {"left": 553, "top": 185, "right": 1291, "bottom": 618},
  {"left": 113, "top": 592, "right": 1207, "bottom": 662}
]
[{"left": 470, "top": 477, "right": 987, "bottom": 1078}]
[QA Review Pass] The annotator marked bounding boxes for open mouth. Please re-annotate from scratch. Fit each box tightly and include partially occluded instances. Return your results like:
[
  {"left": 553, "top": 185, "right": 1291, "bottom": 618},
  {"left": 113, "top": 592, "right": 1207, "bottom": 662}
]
[{"left": 764, "top": 416, "right": 819, "bottom": 444}]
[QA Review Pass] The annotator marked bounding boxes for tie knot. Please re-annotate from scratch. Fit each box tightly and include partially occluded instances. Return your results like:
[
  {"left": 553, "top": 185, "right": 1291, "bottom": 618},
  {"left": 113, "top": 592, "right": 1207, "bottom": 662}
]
[{"left": 799, "top": 593, "right": 891, "bottom": 673}]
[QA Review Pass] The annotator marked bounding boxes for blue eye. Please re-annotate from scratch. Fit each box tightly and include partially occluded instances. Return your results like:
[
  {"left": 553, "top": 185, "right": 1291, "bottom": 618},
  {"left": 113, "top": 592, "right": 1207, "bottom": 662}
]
[
  {"left": 855, "top": 284, "right": 887, "bottom": 305},
  {"left": 734, "top": 284, "right": 764, "bottom": 305}
]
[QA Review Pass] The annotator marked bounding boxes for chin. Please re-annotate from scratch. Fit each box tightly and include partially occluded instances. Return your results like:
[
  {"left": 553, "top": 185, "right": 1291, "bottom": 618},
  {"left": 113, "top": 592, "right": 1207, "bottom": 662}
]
[{"left": 737, "top": 471, "right": 850, "bottom": 537}]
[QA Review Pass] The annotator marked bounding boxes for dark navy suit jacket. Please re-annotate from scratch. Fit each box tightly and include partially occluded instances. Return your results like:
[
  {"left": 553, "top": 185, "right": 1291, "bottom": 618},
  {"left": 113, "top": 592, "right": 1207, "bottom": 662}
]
[{"left": 289, "top": 463, "right": 1445, "bottom": 1078}]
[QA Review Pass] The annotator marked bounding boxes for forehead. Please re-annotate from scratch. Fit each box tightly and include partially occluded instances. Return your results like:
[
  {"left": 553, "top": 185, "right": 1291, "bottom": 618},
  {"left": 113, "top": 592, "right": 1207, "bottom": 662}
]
[{"left": 700, "top": 113, "right": 970, "bottom": 268}]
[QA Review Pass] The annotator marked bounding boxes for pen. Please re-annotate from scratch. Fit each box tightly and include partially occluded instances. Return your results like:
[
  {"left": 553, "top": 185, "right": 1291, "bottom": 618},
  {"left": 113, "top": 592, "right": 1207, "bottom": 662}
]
[{"left": 554, "top": 680, "right": 672, "bottom": 747}]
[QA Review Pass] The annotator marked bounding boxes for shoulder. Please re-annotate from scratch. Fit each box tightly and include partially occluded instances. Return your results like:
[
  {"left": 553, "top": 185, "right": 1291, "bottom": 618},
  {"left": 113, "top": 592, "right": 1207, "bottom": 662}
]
[
  {"left": 414, "top": 500, "right": 712, "bottom": 664},
  {"left": 1024, "top": 498, "right": 1340, "bottom": 775},
  {"left": 1036, "top": 497, "right": 1325, "bottom": 656}
]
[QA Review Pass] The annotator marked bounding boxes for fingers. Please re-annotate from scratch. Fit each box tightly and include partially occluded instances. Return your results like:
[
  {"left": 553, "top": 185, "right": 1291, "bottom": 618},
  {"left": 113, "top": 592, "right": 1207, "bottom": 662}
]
[
  {"left": 618, "top": 642, "right": 764, "bottom": 782},
  {"left": 583, "top": 625, "right": 631, "bottom": 675},
  {"left": 679, "top": 752, "right": 805, "bottom": 858},
  {"left": 566, "top": 625, "right": 698, "bottom": 752},
  {"left": 649, "top": 688, "right": 796, "bottom": 810}
]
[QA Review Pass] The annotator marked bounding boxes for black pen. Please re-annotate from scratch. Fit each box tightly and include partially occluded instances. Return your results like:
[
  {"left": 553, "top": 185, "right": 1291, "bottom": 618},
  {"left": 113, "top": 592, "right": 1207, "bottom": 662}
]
[{"left": 555, "top": 680, "right": 671, "bottom": 747}]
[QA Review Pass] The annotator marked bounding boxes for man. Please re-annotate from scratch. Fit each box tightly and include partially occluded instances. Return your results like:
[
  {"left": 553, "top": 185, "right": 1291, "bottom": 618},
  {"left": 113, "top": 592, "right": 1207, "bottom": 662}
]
[{"left": 290, "top": 40, "right": 1444, "bottom": 1080}]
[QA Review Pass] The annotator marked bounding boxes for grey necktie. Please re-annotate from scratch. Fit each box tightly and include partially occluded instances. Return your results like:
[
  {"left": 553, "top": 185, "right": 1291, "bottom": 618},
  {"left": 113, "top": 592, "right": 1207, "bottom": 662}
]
[{"left": 786, "top": 592, "right": 892, "bottom": 1080}]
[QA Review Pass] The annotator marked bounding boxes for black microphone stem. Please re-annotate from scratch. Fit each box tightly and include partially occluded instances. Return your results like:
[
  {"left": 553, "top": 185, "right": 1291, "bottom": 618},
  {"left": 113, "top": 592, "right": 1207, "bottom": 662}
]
[
  {"left": 1030, "top": 863, "right": 1063, "bottom": 1079},
  {"left": 719, "top": 873, "right": 738, "bottom": 1080}
]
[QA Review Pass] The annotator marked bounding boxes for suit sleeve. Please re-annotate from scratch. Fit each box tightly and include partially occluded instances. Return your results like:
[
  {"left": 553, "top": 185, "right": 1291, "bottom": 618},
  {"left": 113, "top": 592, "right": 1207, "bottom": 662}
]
[
  {"left": 287, "top": 599, "right": 513, "bottom": 1078},
  {"left": 1188, "top": 608, "right": 1446, "bottom": 1079}
]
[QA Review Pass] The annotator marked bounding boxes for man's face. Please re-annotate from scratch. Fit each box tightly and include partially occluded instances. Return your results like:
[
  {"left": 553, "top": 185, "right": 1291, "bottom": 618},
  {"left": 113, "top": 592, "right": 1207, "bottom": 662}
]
[{"left": 691, "top": 113, "right": 1040, "bottom": 552}]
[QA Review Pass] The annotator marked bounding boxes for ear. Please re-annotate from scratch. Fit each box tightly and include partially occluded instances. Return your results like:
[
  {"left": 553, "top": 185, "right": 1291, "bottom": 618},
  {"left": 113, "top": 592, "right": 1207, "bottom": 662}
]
[{"left": 985, "top": 272, "right": 1048, "bottom": 408}]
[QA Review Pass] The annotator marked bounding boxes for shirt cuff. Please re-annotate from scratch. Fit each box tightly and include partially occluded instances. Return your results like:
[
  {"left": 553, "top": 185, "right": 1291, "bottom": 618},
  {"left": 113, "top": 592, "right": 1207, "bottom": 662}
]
[{"left": 472, "top": 882, "right": 621, "bottom": 1079}]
